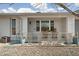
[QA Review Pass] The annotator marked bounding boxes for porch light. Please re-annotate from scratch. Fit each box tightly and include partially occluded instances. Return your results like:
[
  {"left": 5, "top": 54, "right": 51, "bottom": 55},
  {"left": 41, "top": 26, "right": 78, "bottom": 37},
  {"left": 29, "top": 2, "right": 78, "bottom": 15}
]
[{"left": 29, "top": 21, "right": 31, "bottom": 24}]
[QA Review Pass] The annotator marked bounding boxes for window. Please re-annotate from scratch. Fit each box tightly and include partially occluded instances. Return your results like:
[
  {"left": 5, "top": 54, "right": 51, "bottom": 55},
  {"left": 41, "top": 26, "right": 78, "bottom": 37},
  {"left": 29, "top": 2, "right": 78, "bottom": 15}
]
[
  {"left": 36, "top": 21, "right": 40, "bottom": 31},
  {"left": 12, "top": 19, "right": 16, "bottom": 35},
  {"left": 41, "top": 21, "right": 49, "bottom": 31},
  {"left": 36, "top": 20, "right": 54, "bottom": 32},
  {"left": 51, "top": 21, "right": 54, "bottom": 31}
]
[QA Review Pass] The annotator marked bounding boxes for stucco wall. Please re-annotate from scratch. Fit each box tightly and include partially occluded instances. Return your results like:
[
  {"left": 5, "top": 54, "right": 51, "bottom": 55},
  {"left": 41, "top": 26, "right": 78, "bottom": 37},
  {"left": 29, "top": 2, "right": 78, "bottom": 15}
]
[
  {"left": 75, "top": 20, "right": 79, "bottom": 33},
  {"left": 0, "top": 16, "right": 21, "bottom": 38},
  {"left": 0, "top": 16, "right": 10, "bottom": 37}
]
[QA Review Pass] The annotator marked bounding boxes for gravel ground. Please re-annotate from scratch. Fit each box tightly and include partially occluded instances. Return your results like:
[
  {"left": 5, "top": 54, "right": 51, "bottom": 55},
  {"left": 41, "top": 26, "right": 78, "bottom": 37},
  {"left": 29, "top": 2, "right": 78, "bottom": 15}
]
[{"left": 0, "top": 44, "right": 79, "bottom": 56}]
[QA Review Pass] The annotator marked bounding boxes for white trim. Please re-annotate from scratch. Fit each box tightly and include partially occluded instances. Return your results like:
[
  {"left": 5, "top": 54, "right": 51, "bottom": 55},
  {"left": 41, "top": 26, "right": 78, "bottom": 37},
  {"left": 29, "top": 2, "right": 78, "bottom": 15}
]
[
  {"left": 11, "top": 18, "right": 17, "bottom": 35},
  {"left": 40, "top": 20, "right": 41, "bottom": 32},
  {"left": 49, "top": 20, "right": 51, "bottom": 31}
]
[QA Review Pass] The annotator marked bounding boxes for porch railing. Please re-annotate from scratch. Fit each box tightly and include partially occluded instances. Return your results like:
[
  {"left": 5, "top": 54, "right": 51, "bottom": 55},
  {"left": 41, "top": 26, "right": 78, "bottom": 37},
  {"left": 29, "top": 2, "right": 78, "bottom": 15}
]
[
  {"left": 1, "top": 32, "right": 79, "bottom": 45},
  {"left": 26, "top": 32, "right": 73, "bottom": 44}
]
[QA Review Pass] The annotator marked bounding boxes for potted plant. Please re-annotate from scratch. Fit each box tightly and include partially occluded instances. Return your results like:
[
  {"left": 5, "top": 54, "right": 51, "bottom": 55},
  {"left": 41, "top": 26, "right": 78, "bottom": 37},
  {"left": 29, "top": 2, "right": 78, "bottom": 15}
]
[{"left": 21, "top": 37, "right": 26, "bottom": 44}]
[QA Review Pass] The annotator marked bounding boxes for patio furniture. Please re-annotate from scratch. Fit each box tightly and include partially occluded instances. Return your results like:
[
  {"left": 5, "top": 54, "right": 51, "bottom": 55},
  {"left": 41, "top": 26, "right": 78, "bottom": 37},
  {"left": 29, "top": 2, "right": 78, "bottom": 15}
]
[
  {"left": 0, "top": 36, "right": 11, "bottom": 43},
  {"left": 73, "top": 37, "right": 77, "bottom": 44}
]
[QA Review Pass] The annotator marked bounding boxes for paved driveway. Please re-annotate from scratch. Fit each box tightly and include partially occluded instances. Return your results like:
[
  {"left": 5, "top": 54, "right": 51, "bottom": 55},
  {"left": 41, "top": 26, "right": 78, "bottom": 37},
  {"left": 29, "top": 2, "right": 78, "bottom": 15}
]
[{"left": 0, "top": 44, "right": 79, "bottom": 56}]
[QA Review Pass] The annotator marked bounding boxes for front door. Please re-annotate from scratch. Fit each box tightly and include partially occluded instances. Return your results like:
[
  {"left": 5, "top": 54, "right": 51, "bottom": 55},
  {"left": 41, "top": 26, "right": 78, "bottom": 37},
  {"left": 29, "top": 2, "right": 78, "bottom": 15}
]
[{"left": 10, "top": 18, "right": 19, "bottom": 40}]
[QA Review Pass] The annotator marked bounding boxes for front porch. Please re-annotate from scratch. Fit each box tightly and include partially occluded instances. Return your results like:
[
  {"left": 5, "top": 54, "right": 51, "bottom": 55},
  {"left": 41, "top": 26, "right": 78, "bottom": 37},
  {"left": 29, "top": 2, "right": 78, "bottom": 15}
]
[
  {"left": 0, "top": 13, "right": 77, "bottom": 45},
  {"left": 27, "top": 17, "right": 73, "bottom": 44}
]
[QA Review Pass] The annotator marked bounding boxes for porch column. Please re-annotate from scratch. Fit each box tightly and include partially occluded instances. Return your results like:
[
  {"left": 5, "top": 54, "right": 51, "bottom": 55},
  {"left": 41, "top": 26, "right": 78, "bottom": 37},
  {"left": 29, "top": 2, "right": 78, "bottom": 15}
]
[
  {"left": 66, "top": 16, "right": 75, "bottom": 43},
  {"left": 66, "top": 16, "right": 75, "bottom": 36},
  {"left": 21, "top": 16, "right": 28, "bottom": 39}
]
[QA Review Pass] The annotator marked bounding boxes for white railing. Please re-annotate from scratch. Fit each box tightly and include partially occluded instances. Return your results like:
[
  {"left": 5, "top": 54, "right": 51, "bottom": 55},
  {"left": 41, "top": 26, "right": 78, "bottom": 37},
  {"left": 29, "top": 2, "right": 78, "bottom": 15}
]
[
  {"left": 1, "top": 32, "right": 79, "bottom": 45},
  {"left": 27, "top": 32, "right": 73, "bottom": 44}
]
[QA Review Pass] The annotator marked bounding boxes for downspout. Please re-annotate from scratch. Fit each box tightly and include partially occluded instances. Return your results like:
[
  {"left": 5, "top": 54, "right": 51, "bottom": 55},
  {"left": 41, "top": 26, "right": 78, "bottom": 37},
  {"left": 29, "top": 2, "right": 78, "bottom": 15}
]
[{"left": 10, "top": 17, "right": 12, "bottom": 39}]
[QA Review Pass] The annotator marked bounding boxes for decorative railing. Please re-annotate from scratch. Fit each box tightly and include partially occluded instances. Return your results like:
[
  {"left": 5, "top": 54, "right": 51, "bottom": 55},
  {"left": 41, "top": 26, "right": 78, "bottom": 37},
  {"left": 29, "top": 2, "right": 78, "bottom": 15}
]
[
  {"left": 27, "top": 32, "right": 73, "bottom": 44},
  {"left": 0, "top": 32, "right": 77, "bottom": 45}
]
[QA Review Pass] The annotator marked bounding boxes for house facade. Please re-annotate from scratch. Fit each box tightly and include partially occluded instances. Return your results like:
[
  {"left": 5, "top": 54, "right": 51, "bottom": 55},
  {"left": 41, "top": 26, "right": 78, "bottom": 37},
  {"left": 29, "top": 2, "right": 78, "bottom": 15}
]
[{"left": 0, "top": 13, "right": 78, "bottom": 43}]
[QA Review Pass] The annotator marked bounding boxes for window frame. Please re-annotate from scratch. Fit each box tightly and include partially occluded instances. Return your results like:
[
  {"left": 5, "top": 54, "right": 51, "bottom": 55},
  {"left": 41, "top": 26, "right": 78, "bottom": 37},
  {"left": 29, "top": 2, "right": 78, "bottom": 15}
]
[
  {"left": 11, "top": 19, "right": 16, "bottom": 35},
  {"left": 36, "top": 20, "right": 54, "bottom": 32}
]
